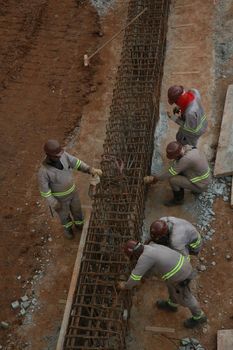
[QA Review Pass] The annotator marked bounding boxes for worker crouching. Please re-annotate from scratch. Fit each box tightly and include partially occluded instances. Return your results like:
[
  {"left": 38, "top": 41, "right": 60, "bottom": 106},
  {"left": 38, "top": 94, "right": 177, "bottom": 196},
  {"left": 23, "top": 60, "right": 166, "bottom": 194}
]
[
  {"left": 38, "top": 139, "right": 102, "bottom": 239},
  {"left": 117, "top": 240, "right": 207, "bottom": 329},
  {"left": 148, "top": 217, "right": 202, "bottom": 257},
  {"left": 167, "top": 85, "right": 207, "bottom": 147},
  {"left": 144, "top": 141, "right": 211, "bottom": 206}
]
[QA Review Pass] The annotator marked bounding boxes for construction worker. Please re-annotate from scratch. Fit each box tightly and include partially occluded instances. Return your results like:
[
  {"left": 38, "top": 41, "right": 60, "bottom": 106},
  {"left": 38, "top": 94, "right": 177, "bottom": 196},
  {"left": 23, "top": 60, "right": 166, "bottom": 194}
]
[
  {"left": 38, "top": 139, "right": 102, "bottom": 239},
  {"left": 144, "top": 141, "right": 211, "bottom": 206},
  {"left": 167, "top": 85, "right": 207, "bottom": 147},
  {"left": 117, "top": 240, "right": 207, "bottom": 328},
  {"left": 148, "top": 217, "right": 202, "bottom": 256}
]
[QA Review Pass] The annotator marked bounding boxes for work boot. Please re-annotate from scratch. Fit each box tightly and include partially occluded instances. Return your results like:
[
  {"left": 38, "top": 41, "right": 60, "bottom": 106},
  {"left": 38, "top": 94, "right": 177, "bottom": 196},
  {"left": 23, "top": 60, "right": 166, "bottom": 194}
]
[
  {"left": 164, "top": 189, "right": 184, "bottom": 207},
  {"left": 74, "top": 220, "right": 84, "bottom": 231},
  {"left": 184, "top": 314, "right": 207, "bottom": 329},
  {"left": 64, "top": 227, "right": 74, "bottom": 240},
  {"left": 156, "top": 299, "right": 178, "bottom": 312}
]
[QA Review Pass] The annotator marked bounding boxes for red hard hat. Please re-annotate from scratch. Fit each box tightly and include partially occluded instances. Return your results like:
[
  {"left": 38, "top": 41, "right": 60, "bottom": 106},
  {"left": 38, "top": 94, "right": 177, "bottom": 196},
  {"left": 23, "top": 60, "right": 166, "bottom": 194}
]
[
  {"left": 150, "top": 220, "right": 168, "bottom": 241},
  {"left": 166, "top": 141, "right": 183, "bottom": 160},
  {"left": 167, "top": 85, "right": 184, "bottom": 105},
  {"left": 123, "top": 240, "right": 143, "bottom": 259},
  {"left": 44, "top": 139, "right": 64, "bottom": 157}
]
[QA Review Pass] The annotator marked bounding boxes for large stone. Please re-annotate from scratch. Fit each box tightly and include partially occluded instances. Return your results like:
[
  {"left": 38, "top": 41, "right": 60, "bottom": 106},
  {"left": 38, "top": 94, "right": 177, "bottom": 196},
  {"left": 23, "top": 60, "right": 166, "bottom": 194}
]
[{"left": 214, "top": 85, "right": 233, "bottom": 176}]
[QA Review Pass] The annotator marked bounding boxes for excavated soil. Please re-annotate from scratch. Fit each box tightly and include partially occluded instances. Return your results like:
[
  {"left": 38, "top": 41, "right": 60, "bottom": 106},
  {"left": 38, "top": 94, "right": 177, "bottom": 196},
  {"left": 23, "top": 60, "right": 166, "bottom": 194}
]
[{"left": 0, "top": 0, "right": 233, "bottom": 350}]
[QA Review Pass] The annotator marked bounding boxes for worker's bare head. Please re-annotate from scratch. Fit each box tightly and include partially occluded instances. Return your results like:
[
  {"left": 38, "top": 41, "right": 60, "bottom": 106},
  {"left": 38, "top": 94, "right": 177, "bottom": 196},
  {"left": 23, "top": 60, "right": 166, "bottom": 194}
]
[
  {"left": 150, "top": 220, "right": 169, "bottom": 244},
  {"left": 167, "top": 85, "right": 184, "bottom": 105},
  {"left": 44, "top": 139, "right": 64, "bottom": 159},
  {"left": 123, "top": 240, "right": 144, "bottom": 260},
  {"left": 166, "top": 141, "right": 184, "bottom": 160}
]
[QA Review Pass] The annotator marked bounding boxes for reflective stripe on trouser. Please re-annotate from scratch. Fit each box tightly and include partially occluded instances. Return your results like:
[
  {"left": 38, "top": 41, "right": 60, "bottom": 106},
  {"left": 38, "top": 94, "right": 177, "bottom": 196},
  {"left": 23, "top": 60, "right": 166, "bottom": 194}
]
[
  {"left": 55, "top": 190, "right": 83, "bottom": 229},
  {"left": 166, "top": 281, "right": 202, "bottom": 317},
  {"left": 169, "top": 176, "right": 205, "bottom": 193}
]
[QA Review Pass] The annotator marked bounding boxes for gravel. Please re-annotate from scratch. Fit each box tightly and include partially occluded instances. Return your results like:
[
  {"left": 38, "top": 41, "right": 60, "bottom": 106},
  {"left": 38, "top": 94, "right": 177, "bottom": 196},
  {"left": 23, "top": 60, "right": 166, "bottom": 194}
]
[{"left": 90, "top": 0, "right": 116, "bottom": 15}]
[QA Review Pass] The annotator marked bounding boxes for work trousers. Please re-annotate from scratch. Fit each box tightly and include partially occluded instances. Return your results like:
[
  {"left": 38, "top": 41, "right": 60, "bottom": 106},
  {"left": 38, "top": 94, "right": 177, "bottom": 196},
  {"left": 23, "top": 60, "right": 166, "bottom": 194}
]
[
  {"left": 169, "top": 176, "right": 205, "bottom": 193},
  {"left": 176, "top": 129, "right": 200, "bottom": 147},
  {"left": 166, "top": 280, "right": 202, "bottom": 317},
  {"left": 55, "top": 189, "right": 83, "bottom": 230}
]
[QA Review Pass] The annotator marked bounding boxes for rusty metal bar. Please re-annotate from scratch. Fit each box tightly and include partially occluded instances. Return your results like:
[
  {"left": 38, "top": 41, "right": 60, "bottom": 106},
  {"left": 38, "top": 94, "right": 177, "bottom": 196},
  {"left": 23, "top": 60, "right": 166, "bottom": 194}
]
[{"left": 62, "top": 0, "right": 170, "bottom": 349}]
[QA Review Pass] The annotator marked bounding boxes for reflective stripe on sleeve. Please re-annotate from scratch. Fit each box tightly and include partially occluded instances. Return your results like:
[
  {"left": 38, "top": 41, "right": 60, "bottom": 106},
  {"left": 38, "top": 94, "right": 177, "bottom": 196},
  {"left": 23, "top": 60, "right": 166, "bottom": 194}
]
[
  {"left": 52, "top": 184, "right": 75, "bottom": 197},
  {"left": 162, "top": 255, "right": 185, "bottom": 280},
  {"left": 190, "top": 167, "right": 210, "bottom": 183},
  {"left": 189, "top": 234, "right": 202, "bottom": 249},
  {"left": 130, "top": 273, "right": 142, "bottom": 281},
  {"left": 40, "top": 190, "right": 52, "bottom": 198},
  {"left": 182, "top": 115, "right": 207, "bottom": 134},
  {"left": 75, "top": 159, "right": 81, "bottom": 170},
  {"left": 168, "top": 166, "right": 178, "bottom": 176}
]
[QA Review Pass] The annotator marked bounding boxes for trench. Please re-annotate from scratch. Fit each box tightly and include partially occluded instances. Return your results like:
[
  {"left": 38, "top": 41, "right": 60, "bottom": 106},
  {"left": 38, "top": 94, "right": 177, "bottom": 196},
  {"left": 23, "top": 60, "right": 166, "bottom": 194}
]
[{"left": 61, "top": 0, "right": 170, "bottom": 348}]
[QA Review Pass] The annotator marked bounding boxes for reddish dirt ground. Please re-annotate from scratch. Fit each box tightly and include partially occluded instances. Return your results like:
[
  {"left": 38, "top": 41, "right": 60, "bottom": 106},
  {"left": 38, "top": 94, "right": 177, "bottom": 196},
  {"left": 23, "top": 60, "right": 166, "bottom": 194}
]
[
  {"left": 0, "top": 0, "right": 127, "bottom": 349},
  {"left": 1, "top": 0, "right": 233, "bottom": 349}
]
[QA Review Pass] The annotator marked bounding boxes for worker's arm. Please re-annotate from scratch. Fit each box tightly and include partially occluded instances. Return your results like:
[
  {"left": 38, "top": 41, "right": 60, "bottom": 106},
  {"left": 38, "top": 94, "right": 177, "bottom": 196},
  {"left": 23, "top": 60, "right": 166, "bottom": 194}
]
[
  {"left": 167, "top": 111, "right": 185, "bottom": 127},
  {"left": 123, "top": 256, "right": 154, "bottom": 290},
  {"left": 38, "top": 168, "right": 60, "bottom": 210},
  {"left": 156, "top": 156, "right": 191, "bottom": 181},
  {"left": 66, "top": 152, "right": 102, "bottom": 176}
]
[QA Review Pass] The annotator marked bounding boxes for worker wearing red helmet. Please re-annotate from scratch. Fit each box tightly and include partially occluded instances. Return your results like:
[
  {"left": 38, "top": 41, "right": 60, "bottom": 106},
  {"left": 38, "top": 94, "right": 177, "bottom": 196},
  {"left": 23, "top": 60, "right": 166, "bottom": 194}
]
[
  {"left": 38, "top": 139, "right": 102, "bottom": 239},
  {"left": 117, "top": 240, "right": 207, "bottom": 329},
  {"left": 167, "top": 85, "right": 207, "bottom": 147},
  {"left": 144, "top": 141, "right": 211, "bottom": 206},
  {"left": 148, "top": 217, "right": 202, "bottom": 257}
]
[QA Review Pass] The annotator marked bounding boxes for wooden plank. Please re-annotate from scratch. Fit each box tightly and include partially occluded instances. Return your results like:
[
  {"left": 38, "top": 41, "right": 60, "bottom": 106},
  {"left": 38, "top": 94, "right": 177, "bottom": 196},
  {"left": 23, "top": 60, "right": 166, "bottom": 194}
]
[
  {"left": 56, "top": 209, "right": 91, "bottom": 350},
  {"left": 231, "top": 177, "right": 233, "bottom": 209},
  {"left": 217, "top": 329, "right": 233, "bottom": 350},
  {"left": 145, "top": 326, "right": 175, "bottom": 334},
  {"left": 214, "top": 85, "right": 233, "bottom": 176}
]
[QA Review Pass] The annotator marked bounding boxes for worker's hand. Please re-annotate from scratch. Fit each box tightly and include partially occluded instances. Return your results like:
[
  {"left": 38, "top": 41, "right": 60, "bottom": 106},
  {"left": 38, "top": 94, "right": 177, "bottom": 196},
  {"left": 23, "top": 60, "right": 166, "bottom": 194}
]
[
  {"left": 167, "top": 111, "right": 172, "bottom": 119},
  {"left": 116, "top": 281, "right": 126, "bottom": 291},
  {"left": 144, "top": 176, "right": 158, "bottom": 185},
  {"left": 90, "top": 167, "right": 103, "bottom": 177},
  {"left": 173, "top": 106, "right": 181, "bottom": 115},
  {"left": 53, "top": 201, "right": 61, "bottom": 211}
]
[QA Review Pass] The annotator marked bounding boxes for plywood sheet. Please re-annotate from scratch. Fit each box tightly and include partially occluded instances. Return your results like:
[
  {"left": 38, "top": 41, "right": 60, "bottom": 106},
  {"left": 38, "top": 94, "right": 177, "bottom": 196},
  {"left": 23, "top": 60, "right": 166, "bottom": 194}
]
[
  {"left": 214, "top": 85, "right": 233, "bottom": 176},
  {"left": 217, "top": 329, "right": 233, "bottom": 350}
]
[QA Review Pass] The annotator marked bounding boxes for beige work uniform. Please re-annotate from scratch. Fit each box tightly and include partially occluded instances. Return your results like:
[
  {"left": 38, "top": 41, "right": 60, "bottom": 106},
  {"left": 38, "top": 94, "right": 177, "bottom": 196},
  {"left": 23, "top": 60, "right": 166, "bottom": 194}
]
[{"left": 157, "top": 146, "right": 211, "bottom": 193}]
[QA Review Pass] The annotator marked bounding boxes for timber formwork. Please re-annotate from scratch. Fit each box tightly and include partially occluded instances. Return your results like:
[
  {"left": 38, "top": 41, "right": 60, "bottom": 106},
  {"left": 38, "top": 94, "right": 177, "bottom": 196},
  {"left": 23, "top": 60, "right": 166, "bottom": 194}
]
[{"left": 63, "top": 0, "right": 170, "bottom": 349}]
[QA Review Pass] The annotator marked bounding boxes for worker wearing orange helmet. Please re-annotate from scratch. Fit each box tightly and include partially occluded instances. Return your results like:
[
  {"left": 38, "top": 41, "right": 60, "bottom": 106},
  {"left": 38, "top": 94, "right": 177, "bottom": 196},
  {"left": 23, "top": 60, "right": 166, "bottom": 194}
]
[
  {"left": 148, "top": 217, "right": 202, "bottom": 257},
  {"left": 38, "top": 139, "right": 102, "bottom": 239},
  {"left": 144, "top": 141, "right": 211, "bottom": 206},
  {"left": 117, "top": 240, "right": 207, "bottom": 329},
  {"left": 167, "top": 85, "right": 207, "bottom": 146}
]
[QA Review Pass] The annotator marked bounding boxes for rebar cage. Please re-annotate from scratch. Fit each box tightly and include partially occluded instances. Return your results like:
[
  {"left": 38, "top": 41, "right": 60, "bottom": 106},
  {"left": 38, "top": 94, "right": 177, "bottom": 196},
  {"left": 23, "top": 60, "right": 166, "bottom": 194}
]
[{"left": 63, "top": 0, "right": 170, "bottom": 348}]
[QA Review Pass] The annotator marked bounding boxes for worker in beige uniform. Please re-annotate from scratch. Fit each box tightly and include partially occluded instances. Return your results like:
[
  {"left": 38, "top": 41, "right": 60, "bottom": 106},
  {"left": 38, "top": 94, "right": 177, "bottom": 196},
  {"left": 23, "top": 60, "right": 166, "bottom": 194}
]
[
  {"left": 117, "top": 240, "right": 207, "bottom": 328},
  {"left": 144, "top": 141, "right": 211, "bottom": 206},
  {"left": 147, "top": 217, "right": 202, "bottom": 257},
  {"left": 38, "top": 139, "right": 102, "bottom": 239},
  {"left": 167, "top": 85, "right": 207, "bottom": 147}
]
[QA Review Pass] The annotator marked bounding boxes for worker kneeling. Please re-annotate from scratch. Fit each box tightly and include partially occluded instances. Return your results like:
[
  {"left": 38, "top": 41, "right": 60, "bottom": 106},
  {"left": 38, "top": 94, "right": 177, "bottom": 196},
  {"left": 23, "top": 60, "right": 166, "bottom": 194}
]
[
  {"left": 144, "top": 141, "right": 211, "bottom": 206},
  {"left": 148, "top": 217, "right": 202, "bottom": 257},
  {"left": 118, "top": 240, "right": 207, "bottom": 329}
]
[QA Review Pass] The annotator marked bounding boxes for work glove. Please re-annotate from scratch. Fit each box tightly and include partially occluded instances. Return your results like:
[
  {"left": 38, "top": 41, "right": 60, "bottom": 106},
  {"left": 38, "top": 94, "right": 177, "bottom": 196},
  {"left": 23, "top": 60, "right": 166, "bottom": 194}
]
[
  {"left": 116, "top": 281, "right": 126, "bottom": 291},
  {"left": 90, "top": 167, "right": 103, "bottom": 177},
  {"left": 143, "top": 175, "right": 158, "bottom": 185},
  {"left": 173, "top": 106, "right": 181, "bottom": 114}
]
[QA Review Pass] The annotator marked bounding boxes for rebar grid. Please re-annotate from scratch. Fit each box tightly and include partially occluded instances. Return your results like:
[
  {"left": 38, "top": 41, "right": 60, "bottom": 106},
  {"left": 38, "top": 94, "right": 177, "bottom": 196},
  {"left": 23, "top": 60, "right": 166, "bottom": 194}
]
[{"left": 63, "top": 0, "right": 170, "bottom": 349}]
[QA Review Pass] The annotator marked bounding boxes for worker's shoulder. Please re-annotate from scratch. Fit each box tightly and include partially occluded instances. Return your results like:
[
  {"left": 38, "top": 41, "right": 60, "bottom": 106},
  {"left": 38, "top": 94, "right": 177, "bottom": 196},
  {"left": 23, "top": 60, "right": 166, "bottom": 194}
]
[{"left": 189, "top": 88, "right": 201, "bottom": 100}]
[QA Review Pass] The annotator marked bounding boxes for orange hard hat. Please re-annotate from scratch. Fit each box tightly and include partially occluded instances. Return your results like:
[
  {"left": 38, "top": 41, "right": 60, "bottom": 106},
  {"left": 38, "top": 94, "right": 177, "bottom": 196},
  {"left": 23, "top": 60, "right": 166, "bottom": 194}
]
[
  {"left": 44, "top": 139, "right": 64, "bottom": 157},
  {"left": 167, "top": 85, "right": 184, "bottom": 105},
  {"left": 166, "top": 141, "right": 183, "bottom": 160}
]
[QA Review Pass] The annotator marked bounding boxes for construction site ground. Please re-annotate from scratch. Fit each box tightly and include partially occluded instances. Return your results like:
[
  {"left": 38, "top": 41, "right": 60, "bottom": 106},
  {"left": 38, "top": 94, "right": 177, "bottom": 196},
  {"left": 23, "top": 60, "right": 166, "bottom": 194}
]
[{"left": 0, "top": 0, "right": 232, "bottom": 349}]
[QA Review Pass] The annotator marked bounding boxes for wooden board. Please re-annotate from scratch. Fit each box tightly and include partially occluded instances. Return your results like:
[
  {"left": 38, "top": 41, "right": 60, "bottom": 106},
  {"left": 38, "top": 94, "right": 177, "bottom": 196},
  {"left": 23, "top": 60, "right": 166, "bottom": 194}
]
[
  {"left": 145, "top": 326, "right": 175, "bottom": 333},
  {"left": 56, "top": 209, "right": 91, "bottom": 350},
  {"left": 231, "top": 177, "right": 233, "bottom": 209},
  {"left": 214, "top": 85, "right": 233, "bottom": 176},
  {"left": 217, "top": 329, "right": 233, "bottom": 350}
]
